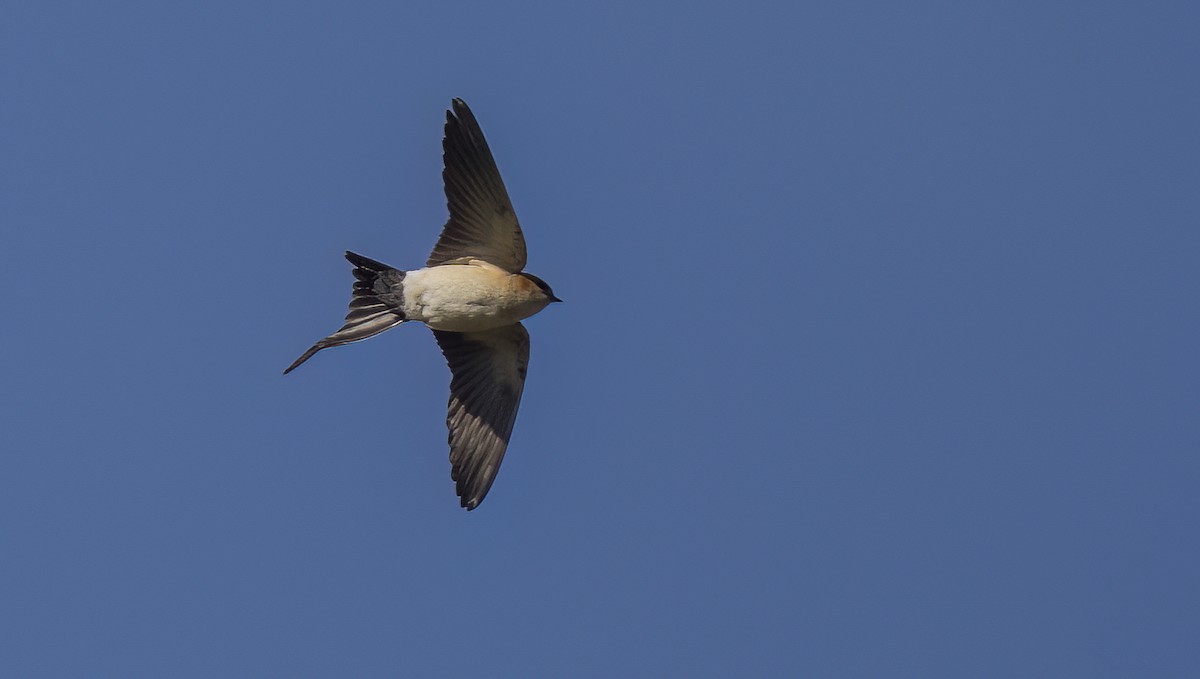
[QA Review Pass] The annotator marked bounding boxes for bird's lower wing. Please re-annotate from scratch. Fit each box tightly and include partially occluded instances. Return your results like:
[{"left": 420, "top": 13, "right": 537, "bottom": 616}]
[{"left": 432, "top": 323, "right": 530, "bottom": 510}]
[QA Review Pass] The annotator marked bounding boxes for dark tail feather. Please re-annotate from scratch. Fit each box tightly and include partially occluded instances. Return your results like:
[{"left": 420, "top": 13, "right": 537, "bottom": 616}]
[{"left": 283, "top": 251, "right": 407, "bottom": 374}]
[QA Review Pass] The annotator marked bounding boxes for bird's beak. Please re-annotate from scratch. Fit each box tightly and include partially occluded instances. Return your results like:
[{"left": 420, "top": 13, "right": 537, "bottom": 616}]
[{"left": 550, "top": 295, "right": 563, "bottom": 303}]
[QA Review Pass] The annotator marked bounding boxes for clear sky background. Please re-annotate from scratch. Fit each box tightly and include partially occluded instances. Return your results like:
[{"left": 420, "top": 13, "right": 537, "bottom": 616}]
[{"left": 2, "top": 2, "right": 1197, "bottom": 677}]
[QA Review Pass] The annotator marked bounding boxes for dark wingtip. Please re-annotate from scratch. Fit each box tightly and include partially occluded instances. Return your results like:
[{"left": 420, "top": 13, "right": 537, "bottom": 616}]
[{"left": 448, "top": 99, "right": 477, "bottom": 127}]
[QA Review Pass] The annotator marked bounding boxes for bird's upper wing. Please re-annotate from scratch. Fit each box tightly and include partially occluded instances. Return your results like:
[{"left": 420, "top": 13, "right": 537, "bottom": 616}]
[
  {"left": 427, "top": 98, "right": 527, "bottom": 273},
  {"left": 432, "top": 323, "right": 530, "bottom": 510}
]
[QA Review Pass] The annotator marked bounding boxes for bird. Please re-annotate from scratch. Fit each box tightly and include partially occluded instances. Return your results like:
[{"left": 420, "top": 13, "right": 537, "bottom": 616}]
[{"left": 284, "top": 98, "right": 560, "bottom": 510}]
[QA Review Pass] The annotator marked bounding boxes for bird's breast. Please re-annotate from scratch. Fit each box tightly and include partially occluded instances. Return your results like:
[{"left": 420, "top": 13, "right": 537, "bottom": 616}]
[{"left": 403, "top": 264, "right": 547, "bottom": 331}]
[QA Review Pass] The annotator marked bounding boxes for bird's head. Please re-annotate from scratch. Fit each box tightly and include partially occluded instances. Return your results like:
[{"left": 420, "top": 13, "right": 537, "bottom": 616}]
[{"left": 519, "top": 272, "right": 562, "bottom": 304}]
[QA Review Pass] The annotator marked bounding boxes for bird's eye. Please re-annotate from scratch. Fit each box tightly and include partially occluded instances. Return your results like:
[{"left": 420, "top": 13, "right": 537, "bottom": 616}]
[{"left": 521, "top": 273, "right": 553, "bottom": 296}]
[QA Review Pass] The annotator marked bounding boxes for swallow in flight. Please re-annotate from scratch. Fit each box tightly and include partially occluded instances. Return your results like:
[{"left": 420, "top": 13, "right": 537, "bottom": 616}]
[{"left": 285, "top": 98, "right": 560, "bottom": 510}]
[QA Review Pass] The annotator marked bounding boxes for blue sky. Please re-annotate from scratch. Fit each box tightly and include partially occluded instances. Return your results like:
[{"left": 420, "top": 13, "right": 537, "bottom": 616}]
[{"left": 2, "top": 1, "right": 1198, "bottom": 676}]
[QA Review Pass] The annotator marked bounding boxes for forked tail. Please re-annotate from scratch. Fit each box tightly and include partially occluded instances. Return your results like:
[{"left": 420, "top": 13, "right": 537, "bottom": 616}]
[{"left": 283, "top": 251, "right": 407, "bottom": 374}]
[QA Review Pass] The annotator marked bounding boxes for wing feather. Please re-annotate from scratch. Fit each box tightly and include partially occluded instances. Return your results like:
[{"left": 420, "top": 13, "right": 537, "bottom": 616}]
[
  {"left": 427, "top": 99, "right": 527, "bottom": 272},
  {"left": 433, "top": 323, "right": 531, "bottom": 510}
]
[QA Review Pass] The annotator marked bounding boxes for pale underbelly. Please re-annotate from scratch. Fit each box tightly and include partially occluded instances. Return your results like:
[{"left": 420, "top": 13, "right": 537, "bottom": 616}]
[
  {"left": 403, "top": 265, "right": 544, "bottom": 332},
  {"left": 421, "top": 302, "right": 528, "bottom": 331}
]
